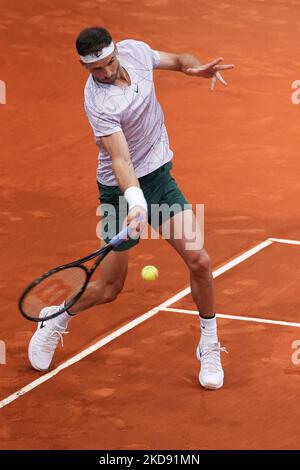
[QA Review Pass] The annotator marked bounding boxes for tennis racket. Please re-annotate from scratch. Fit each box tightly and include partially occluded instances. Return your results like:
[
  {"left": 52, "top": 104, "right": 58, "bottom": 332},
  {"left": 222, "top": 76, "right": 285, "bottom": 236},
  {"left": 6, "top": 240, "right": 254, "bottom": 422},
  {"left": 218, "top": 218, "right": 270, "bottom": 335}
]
[{"left": 18, "top": 218, "right": 141, "bottom": 323}]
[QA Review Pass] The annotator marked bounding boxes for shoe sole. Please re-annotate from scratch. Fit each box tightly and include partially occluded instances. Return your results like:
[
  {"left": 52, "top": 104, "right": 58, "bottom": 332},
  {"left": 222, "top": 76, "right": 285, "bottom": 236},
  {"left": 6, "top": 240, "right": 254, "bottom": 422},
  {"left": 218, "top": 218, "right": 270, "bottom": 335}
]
[{"left": 199, "top": 378, "right": 224, "bottom": 390}]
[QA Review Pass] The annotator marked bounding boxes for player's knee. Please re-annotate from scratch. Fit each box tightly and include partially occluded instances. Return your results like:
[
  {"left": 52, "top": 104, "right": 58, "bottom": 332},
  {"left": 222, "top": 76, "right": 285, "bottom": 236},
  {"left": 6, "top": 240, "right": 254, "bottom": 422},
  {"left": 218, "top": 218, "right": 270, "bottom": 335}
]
[{"left": 188, "top": 250, "right": 211, "bottom": 277}]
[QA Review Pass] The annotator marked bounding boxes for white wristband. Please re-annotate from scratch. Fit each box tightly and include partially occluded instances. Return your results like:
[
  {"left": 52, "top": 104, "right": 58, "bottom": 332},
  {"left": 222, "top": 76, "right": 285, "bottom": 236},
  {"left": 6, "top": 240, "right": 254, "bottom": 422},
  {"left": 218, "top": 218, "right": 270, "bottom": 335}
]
[{"left": 124, "top": 186, "right": 148, "bottom": 212}]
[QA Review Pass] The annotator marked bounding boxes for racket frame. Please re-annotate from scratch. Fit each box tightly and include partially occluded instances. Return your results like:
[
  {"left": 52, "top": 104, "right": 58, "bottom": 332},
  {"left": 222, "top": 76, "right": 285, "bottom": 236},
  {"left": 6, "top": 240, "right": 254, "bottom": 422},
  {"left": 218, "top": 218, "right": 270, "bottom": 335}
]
[{"left": 18, "top": 216, "right": 143, "bottom": 322}]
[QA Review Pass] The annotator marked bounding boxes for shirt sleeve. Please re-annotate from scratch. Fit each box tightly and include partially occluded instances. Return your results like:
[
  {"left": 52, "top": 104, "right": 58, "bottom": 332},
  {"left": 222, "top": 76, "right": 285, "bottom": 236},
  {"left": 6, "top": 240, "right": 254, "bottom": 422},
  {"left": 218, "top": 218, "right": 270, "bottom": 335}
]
[
  {"left": 135, "top": 40, "right": 161, "bottom": 69},
  {"left": 85, "top": 102, "right": 122, "bottom": 139},
  {"left": 152, "top": 49, "right": 161, "bottom": 69}
]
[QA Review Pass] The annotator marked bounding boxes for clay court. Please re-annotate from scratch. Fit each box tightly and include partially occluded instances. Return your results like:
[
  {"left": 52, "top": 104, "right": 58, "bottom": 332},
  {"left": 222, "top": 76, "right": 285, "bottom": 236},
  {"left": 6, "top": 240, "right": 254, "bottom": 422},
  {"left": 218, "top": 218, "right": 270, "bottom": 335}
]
[{"left": 1, "top": 0, "right": 300, "bottom": 450}]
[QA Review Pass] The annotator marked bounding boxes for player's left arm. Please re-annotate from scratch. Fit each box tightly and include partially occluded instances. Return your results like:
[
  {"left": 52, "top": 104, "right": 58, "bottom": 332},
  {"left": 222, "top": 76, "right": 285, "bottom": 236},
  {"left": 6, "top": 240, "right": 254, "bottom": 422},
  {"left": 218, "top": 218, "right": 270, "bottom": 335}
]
[{"left": 155, "top": 51, "right": 234, "bottom": 90}]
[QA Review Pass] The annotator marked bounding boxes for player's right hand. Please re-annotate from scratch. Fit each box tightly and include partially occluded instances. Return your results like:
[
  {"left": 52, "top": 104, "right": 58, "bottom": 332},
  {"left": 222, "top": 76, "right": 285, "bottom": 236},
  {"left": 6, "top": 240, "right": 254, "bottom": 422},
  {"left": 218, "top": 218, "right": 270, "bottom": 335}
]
[{"left": 126, "top": 206, "right": 148, "bottom": 240}]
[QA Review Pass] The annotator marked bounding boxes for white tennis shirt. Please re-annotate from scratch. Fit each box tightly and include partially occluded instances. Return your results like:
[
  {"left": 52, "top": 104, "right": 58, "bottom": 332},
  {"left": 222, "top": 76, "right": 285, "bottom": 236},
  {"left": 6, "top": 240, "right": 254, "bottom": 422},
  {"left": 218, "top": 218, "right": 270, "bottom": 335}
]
[{"left": 84, "top": 39, "right": 174, "bottom": 186}]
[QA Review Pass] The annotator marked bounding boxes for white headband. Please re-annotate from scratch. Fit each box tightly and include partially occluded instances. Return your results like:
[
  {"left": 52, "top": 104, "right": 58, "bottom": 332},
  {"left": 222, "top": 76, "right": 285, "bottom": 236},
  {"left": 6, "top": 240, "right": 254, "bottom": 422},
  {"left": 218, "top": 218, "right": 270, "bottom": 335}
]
[{"left": 79, "top": 42, "right": 115, "bottom": 64}]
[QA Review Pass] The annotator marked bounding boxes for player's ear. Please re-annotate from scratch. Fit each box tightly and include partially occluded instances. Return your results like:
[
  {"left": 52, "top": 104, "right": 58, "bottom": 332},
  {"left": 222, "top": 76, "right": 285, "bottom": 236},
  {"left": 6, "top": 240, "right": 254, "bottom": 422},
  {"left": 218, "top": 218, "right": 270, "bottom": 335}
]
[{"left": 79, "top": 59, "right": 86, "bottom": 68}]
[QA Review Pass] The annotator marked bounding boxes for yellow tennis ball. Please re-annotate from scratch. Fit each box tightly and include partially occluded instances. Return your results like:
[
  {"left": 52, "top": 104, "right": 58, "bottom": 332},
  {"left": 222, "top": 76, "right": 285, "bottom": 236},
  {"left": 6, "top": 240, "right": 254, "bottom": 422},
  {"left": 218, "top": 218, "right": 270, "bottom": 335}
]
[{"left": 141, "top": 265, "right": 159, "bottom": 281}]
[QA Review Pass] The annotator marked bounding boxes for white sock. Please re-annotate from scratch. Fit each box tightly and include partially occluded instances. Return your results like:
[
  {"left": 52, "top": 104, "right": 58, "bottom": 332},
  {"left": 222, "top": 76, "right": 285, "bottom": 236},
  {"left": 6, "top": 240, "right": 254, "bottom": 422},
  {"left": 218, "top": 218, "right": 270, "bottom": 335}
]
[
  {"left": 199, "top": 315, "right": 218, "bottom": 347},
  {"left": 54, "top": 305, "right": 73, "bottom": 329}
]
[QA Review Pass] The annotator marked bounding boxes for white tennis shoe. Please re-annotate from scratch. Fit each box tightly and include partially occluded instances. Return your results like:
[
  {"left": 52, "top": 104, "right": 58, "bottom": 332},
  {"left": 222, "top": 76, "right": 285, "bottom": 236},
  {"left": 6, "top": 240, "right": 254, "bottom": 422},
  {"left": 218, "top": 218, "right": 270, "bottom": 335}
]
[
  {"left": 28, "top": 306, "right": 68, "bottom": 371},
  {"left": 196, "top": 342, "right": 227, "bottom": 390}
]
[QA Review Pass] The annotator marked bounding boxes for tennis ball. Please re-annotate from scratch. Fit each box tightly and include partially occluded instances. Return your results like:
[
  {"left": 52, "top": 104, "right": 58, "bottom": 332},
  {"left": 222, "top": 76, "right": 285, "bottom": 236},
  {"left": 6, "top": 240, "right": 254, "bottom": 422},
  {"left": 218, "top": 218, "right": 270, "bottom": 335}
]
[{"left": 141, "top": 265, "right": 159, "bottom": 281}]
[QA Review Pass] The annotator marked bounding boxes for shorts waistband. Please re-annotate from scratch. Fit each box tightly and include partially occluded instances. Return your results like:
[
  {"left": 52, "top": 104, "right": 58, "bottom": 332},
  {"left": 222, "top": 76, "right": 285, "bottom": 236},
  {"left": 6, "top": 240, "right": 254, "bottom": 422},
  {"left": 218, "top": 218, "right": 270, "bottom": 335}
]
[
  {"left": 98, "top": 160, "right": 172, "bottom": 191},
  {"left": 138, "top": 161, "right": 172, "bottom": 184}
]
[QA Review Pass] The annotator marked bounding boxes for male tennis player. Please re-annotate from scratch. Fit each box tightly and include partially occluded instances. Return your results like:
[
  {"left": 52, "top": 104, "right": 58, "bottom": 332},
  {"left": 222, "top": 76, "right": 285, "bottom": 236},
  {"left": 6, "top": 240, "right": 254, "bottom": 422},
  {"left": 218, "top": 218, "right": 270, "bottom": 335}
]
[{"left": 28, "top": 27, "right": 234, "bottom": 389}]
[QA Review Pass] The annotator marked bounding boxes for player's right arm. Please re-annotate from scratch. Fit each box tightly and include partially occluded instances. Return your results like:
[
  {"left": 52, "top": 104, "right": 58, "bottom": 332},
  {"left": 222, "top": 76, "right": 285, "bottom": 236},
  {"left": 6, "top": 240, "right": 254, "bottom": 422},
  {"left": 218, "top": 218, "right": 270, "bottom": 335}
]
[
  {"left": 101, "top": 131, "right": 138, "bottom": 191},
  {"left": 100, "top": 131, "right": 148, "bottom": 234}
]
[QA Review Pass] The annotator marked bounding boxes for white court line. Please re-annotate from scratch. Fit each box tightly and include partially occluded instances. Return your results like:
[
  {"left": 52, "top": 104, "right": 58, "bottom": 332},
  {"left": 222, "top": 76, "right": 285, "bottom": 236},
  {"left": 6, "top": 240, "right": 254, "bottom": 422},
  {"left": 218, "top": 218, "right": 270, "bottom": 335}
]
[
  {"left": 0, "top": 239, "right": 273, "bottom": 409},
  {"left": 0, "top": 287, "right": 192, "bottom": 409},
  {"left": 162, "top": 307, "right": 300, "bottom": 328},
  {"left": 268, "top": 237, "right": 300, "bottom": 246},
  {"left": 212, "top": 239, "right": 272, "bottom": 278}
]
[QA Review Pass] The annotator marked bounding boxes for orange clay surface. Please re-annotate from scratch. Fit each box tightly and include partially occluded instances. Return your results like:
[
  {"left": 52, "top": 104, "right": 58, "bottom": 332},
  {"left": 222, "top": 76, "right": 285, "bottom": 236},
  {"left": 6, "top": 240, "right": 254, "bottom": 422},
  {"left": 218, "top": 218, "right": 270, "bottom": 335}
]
[{"left": 1, "top": 0, "right": 300, "bottom": 450}]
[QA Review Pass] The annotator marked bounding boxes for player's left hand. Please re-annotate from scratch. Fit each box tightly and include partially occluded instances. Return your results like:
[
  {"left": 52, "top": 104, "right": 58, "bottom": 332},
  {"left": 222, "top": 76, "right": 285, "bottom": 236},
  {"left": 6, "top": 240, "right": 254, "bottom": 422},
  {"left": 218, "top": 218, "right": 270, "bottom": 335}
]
[{"left": 184, "top": 57, "right": 234, "bottom": 91}]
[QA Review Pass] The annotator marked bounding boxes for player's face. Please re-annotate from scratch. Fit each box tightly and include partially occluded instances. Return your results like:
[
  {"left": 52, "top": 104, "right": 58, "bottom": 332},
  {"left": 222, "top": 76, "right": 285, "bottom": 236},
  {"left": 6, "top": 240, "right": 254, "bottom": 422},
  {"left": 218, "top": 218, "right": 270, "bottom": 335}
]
[{"left": 83, "top": 50, "right": 120, "bottom": 84}]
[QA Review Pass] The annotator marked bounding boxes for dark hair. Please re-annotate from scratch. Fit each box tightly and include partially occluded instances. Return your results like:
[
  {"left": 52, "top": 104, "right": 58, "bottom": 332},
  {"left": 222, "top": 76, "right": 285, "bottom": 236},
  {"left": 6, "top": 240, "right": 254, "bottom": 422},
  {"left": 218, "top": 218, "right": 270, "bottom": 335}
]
[{"left": 75, "top": 27, "right": 112, "bottom": 56}]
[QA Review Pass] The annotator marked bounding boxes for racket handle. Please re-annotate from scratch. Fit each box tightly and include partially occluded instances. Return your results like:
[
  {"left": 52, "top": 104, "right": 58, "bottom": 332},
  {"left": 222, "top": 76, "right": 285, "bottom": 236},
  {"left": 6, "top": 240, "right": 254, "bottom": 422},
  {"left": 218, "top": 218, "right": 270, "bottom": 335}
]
[{"left": 110, "top": 215, "right": 144, "bottom": 248}]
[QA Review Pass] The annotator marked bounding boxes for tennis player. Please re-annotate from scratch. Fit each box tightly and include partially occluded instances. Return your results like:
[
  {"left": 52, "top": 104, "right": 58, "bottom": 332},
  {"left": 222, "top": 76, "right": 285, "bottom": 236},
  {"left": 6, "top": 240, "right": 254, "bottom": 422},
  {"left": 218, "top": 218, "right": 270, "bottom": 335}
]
[{"left": 28, "top": 27, "right": 234, "bottom": 389}]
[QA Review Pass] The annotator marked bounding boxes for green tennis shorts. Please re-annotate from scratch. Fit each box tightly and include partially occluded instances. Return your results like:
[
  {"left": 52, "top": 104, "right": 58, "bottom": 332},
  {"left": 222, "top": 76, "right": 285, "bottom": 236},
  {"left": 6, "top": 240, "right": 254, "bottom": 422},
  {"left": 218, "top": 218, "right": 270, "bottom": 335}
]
[{"left": 97, "top": 161, "right": 191, "bottom": 251}]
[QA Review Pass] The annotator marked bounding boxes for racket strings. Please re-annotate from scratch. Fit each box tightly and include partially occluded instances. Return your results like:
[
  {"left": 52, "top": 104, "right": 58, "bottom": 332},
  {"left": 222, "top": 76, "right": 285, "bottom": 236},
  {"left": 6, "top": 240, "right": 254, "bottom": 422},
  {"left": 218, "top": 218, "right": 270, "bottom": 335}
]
[{"left": 21, "top": 266, "right": 88, "bottom": 319}]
